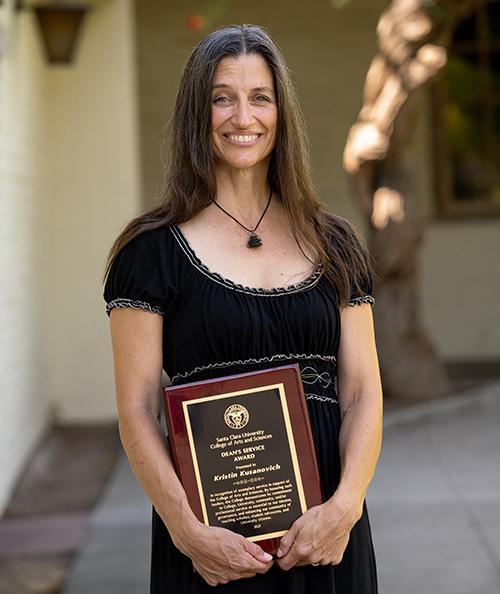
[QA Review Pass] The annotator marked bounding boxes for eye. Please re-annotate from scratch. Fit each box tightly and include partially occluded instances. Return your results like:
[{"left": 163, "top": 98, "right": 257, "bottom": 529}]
[
  {"left": 255, "top": 95, "right": 271, "bottom": 102},
  {"left": 213, "top": 96, "right": 229, "bottom": 104}
]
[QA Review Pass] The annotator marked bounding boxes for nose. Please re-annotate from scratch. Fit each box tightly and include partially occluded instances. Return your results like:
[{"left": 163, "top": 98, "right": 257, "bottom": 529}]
[{"left": 232, "top": 100, "right": 253, "bottom": 128}]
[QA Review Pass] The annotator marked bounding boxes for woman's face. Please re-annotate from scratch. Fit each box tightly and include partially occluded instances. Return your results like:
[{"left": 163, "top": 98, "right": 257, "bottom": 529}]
[{"left": 211, "top": 53, "right": 278, "bottom": 172}]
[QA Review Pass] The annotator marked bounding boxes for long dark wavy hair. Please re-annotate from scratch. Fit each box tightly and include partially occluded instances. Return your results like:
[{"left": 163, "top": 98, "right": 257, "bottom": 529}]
[{"left": 103, "top": 23, "right": 375, "bottom": 306}]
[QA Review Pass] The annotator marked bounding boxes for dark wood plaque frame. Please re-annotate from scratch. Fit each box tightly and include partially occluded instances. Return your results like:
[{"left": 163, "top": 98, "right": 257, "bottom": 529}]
[{"left": 163, "top": 363, "right": 323, "bottom": 557}]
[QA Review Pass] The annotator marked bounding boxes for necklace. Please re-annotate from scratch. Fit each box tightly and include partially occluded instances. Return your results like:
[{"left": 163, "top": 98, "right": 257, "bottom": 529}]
[{"left": 211, "top": 188, "right": 272, "bottom": 248}]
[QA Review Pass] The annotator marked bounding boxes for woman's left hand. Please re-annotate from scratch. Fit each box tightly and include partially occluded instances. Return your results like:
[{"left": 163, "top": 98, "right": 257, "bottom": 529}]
[{"left": 275, "top": 493, "right": 363, "bottom": 570}]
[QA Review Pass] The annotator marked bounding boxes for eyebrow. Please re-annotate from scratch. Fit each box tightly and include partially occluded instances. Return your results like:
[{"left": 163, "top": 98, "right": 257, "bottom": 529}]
[{"left": 211, "top": 84, "right": 274, "bottom": 94}]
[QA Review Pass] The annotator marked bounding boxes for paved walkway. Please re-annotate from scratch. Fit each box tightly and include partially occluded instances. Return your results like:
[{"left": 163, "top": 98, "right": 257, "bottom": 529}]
[
  {"left": 369, "top": 382, "right": 500, "bottom": 594},
  {"left": 62, "top": 382, "right": 500, "bottom": 594}
]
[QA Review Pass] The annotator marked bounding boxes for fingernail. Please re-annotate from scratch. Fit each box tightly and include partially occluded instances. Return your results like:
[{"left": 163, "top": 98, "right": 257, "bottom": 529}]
[
  {"left": 276, "top": 548, "right": 283, "bottom": 558},
  {"left": 263, "top": 552, "right": 273, "bottom": 561}
]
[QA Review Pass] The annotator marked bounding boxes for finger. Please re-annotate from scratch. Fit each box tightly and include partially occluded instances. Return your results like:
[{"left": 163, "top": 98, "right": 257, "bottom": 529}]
[
  {"left": 276, "top": 523, "right": 298, "bottom": 559},
  {"left": 250, "top": 556, "right": 275, "bottom": 574},
  {"left": 295, "top": 558, "right": 321, "bottom": 567},
  {"left": 239, "top": 550, "right": 274, "bottom": 575},
  {"left": 223, "top": 568, "right": 261, "bottom": 583},
  {"left": 276, "top": 545, "right": 302, "bottom": 571},
  {"left": 236, "top": 571, "right": 258, "bottom": 580},
  {"left": 242, "top": 539, "right": 274, "bottom": 565},
  {"left": 276, "top": 555, "right": 299, "bottom": 571},
  {"left": 199, "top": 572, "right": 218, "bottom": 587}
]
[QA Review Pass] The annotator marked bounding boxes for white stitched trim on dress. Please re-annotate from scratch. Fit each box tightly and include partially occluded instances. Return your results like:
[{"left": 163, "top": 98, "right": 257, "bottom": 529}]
[
  {"left": 305, "top": 393, "right": 339, "bottom": 404},
  {"left": 171, "top": 353, "right": 337, "bottom": 383},
  {"left": 106, "top": 298, "right": 165, "bottom": 317},
  {"left": 170, "top": 225, "right": 324, "bottom": 297},
  {"left": 348, "top": 295, "right": 375, "bottom": 307}
]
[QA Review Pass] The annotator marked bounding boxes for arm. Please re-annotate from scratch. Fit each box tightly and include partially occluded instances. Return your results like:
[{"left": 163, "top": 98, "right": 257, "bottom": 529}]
[
  {"left": 276, "top": 303, "right": 383, "bottom": 569},
  {"left": 334, "top": 301, "right": 383, "bottom": 514},
  {"left": 108, "top": 308, "right": 274, "bottom": 585},
  {"left": 108, "top": 307, "right": 197, "bottom": 545}
]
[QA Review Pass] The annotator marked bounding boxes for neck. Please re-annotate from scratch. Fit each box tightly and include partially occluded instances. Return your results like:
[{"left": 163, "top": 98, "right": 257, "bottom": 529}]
[{"left": 213, "top": 164, "right": 272, "bottom": 223}]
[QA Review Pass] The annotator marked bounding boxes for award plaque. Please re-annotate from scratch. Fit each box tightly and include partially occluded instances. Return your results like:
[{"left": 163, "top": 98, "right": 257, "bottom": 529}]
[{"left": 163, "top": 363, "right": 323, "bottom": 557}]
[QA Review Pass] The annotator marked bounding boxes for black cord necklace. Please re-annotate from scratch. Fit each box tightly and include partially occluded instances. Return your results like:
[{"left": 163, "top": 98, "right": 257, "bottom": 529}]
[{"left": 211, "top": 188, "right": 272, "bottom": 248}]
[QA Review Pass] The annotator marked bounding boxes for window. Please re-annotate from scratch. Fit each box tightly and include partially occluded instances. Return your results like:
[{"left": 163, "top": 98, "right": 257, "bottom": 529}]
[{"left": 431, "top": 0, "right": 500, "bottom": 217}]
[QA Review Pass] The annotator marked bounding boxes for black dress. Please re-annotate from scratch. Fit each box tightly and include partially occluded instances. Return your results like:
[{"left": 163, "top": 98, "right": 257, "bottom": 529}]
[{"left": 103, "top": 223, "right": 378, "bottom": 594}]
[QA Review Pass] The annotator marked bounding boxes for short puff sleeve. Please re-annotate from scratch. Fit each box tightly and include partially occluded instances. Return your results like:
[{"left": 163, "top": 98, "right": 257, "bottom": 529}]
[
  {"left": 348, "top": 274, "right": 375, "bottom": 307},
  {"left": 103, "top": 230, "right": 176, "bottom": 317},
  {"left": 347, "top": 231, "right": 375, "bottom": 308}
]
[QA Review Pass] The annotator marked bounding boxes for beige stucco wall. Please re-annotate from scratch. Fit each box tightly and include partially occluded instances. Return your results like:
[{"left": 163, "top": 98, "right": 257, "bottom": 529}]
[
  {"left": 135, "top": 0, "right": 500, "bottom": 362},
  {"left": 39, "top": 0, "right": 142, "bottom": 421},
  {"left": 0, "top": 1, "right": 48, "bottom": 512}
]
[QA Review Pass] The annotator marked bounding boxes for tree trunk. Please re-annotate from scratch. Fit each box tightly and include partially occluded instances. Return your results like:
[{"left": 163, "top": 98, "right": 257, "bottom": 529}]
[
  {"left": 368, "top": 98, "right": 450, "bottom": 401},
  {"left": 344, "top": 0, "right": 480, "bottom": 402}
]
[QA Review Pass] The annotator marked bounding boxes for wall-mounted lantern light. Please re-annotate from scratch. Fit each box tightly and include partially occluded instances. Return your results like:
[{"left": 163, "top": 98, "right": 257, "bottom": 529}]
[
  {"left": 33, "top": 5, "right": 89, "bottom": 64},
  {"left": 18, "top": 2, "right": 90, "bottom": 65}
]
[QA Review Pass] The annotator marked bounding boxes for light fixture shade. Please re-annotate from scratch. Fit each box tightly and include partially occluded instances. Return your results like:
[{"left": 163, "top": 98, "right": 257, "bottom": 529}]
[{"left": 33, "top": 5, "right": 89, "bottom": 65}]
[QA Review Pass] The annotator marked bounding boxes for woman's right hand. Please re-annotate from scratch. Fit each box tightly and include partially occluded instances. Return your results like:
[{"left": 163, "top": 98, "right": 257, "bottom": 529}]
[{"left": 173, "top": 521, "right": 275, "bottom": 586}]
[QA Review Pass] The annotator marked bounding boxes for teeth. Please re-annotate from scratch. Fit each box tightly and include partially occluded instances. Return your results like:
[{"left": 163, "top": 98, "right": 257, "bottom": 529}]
[{"left": 226, "top": 134, "right": 260, "bottom": 142}]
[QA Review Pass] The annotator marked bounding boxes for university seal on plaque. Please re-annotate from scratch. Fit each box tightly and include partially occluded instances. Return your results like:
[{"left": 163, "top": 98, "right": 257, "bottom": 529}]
[{"left": 224, "top": 404, "right": 249, "bottom": 429}]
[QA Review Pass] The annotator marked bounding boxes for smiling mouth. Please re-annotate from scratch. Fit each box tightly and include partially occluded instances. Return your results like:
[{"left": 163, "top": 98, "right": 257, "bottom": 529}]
[{"left": 223, "top": 133, "right": 263, "bottom": 145}]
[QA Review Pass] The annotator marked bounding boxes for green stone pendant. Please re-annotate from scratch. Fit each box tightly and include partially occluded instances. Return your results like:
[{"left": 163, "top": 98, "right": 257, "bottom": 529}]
[{"left": 247, "top": 232, "right": 263, "bottom": 248}]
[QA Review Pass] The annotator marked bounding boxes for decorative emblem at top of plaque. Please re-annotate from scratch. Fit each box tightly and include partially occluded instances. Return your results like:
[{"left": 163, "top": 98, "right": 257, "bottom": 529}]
[{"left": 224, "top": 404, "right": 249, "bottom": 429}]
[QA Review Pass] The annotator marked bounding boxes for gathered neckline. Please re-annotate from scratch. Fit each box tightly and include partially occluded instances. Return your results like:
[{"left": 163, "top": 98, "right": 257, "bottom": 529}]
[{"left": 170, "top": 225, "right": 324, "bottom": 296}]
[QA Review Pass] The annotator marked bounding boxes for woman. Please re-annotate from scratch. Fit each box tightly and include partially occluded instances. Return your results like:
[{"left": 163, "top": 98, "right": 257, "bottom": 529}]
[{"left": 103, "top": 23, "right": 382, "bottom": 594}]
